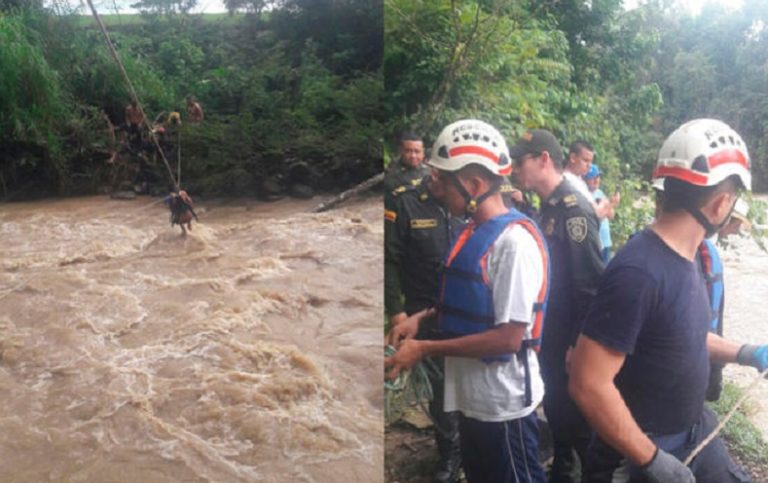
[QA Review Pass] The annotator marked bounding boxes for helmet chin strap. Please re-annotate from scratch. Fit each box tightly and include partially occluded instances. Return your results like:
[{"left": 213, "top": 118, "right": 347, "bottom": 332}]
[
  {"left": 446, "top": 173, "right": 502, "bottom": 215},
  {"left": 684, "top": 199, "right": 737, "bottom": 239}
]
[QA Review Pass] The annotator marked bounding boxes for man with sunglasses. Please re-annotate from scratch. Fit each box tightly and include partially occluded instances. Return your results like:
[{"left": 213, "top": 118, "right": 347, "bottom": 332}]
[{"left": 511, "top": 129, "right": 604, "bottom": 483}]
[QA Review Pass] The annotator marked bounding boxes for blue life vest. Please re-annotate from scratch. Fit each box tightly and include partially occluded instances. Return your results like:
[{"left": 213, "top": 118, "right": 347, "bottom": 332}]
[
  {"left": 698, "top": 238, "right": 724, "bottom": 333},
  {"left": 437, "top": 209, "right": 550, "bottom": 407}
]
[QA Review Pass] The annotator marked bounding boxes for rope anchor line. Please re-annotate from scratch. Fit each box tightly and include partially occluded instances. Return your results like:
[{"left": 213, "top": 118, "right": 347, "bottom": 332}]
[
  {"left": 684, "top": 366, "right": 768, "bottom": 466},
  {"left": 85, "top": 0, "right": 179, "bottom": 189}
]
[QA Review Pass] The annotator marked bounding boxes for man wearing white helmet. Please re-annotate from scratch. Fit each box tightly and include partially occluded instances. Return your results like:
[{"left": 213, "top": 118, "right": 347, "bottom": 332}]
[
  {"left": 386, "top": 119, "right": 550, "bottom": 482},
  {"left": 570, "top": 119, "right": 763, "bottom": 482}
]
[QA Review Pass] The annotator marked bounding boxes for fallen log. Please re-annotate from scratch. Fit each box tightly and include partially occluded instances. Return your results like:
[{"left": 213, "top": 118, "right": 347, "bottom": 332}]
[{"left": 310, "top": 172, "right": 384, "bottom": 213}]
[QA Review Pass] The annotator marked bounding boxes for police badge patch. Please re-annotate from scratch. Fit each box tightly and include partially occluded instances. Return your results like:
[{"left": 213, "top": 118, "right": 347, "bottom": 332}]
[{"left": 566, "top": 217, "right": 587, "bottom": 243}]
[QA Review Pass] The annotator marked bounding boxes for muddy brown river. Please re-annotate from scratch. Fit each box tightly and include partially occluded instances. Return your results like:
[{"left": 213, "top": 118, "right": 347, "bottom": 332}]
[{"left": 0, "top": 195, "right": 383, "bottom": 482}]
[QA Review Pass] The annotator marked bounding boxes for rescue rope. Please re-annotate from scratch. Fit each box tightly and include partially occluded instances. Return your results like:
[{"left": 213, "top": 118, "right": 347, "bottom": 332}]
[
  {"left": 84, "top": 0, "right": 178, "bottom": 189},
  {"left": 129, "top": 196, "right": 169, "bottom": 213},
  {"left": 683, "top": 366, "right": 768, "bottom": 465},
  {"left": 177, "top": 128, "right": 182, "bottom": 188},
  {"left": 385, "top": 344, "right": 440, "bottom": 421}
]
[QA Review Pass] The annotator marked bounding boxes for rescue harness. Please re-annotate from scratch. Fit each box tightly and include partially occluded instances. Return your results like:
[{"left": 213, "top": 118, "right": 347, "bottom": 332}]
[{"left": 698, "top": 238, "right": 724, "bottom": 333}]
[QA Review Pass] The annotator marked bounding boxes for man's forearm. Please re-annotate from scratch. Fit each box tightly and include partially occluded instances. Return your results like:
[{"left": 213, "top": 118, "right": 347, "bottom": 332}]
[
  {"left": 707, "top": 332, "right": 741, "bottom": 364},
  {"left": 569, "top": 336, "right": 656, "bottom": 467},
  {"left": 570, "top": 369, "right": 656, "bottom": 466},
  {"left": 419, "top": 323, "right": 525, "bottom": 359}
]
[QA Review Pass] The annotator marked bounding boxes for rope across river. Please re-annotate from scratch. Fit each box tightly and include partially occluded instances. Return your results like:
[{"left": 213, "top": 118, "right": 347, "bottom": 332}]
[{"left": 84, "top": 0, "right": 179, "bottom": 189}]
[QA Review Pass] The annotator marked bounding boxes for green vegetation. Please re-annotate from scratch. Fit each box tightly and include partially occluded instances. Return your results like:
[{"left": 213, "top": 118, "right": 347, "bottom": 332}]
[
  {"left": 0, "top": 0, "right": 382, "bottom": 199},
  {"left": 385, "top": 0, "right": 768, "bottom": 245},
  {"left": 708, "top": 381, "right": 768, "bottom": 469}
]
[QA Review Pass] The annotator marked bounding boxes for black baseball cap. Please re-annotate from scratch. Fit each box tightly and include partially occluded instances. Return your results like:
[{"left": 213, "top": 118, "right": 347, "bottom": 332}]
[{"left": 509, "top": 129, "right": 564, "bottom": 165}]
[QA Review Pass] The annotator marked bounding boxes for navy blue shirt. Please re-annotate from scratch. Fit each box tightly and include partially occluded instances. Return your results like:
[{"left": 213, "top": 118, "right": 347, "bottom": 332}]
[
  {"left": 538, "top": 179, "right": 604, "bottom": 383},
  {"left": 582, "top": 229, "right": 710, "bottom": 434}
]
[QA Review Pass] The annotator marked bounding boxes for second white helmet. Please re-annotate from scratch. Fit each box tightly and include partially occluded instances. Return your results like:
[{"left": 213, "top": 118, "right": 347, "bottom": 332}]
[{"left": 653, "top": 118, "right": 751, "bottom": 190}]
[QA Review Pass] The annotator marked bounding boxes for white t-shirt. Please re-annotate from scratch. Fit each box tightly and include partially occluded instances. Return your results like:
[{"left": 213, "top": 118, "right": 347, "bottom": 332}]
[
  {"left": 564, "top": 171, "right": 593, "bottom": 202},
  {"left": 443, "top": 224, "right": 545, "bottom": 422}
]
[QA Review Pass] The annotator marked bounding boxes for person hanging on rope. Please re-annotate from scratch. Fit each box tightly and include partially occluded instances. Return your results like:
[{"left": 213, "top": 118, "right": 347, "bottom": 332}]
[
  {"left": 165, "top": 186, "right": 198, "bottom": 236},
  {"left": 569, "top": 119, "right": 763, "bottom": 482},
  {"left": 385, "top": 119, "right": 551, "bottom": 483},
  {"left": 124, "top": 100, "right": 145, "bottom": 149}
]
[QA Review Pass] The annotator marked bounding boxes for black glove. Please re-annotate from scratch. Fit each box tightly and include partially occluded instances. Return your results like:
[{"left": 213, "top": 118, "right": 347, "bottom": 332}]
[{"left": 642, "top": 448, "right": 695, "bottom": 483}]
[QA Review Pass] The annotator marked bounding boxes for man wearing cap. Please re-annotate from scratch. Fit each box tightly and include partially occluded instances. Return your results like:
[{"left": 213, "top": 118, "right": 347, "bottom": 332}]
[
  {"left": 510, "top": 128, "right": 604, "bottom": 483},
  {"left": 385, "top": 172, "right": 465, "bottom": 482},
  {"left": 384, "top": 131, "right": 431, "bottom": 193},
  {"left": 583, "top": 164, "right": 618, "bottom": 263},
  {"left": 386, "top": 119, "right": 550, "bottom": 482},
  {"left": 569, "top": 119, "right": 762, "bottom": 482}
]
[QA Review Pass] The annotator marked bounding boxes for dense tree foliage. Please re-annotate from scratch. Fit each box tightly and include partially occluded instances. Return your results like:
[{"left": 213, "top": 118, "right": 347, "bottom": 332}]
[
  {"left": 652, "top": 0, "right": 768, "bottom": 190},
  {"left": 384, "top": 0, "right": 768, "bottom": 243},
  {"left": 4, "top": 0, "right": 768, "bottom": 202},
  {"left": 0, "top": 0, "right": 382, "bottom": 198}
]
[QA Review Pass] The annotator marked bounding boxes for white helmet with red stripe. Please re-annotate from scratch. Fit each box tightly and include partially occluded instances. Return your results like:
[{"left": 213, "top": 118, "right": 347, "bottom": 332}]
[
  {"left": 427, "top": 119, "right": 512, "bottom": 177},
  {"left": 653, "top": 118, "right": 751, "bottom": 190}
]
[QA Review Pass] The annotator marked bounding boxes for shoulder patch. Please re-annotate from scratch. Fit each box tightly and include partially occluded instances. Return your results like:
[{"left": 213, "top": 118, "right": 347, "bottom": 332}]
[
  {"left": 411, "top": 218, "right": 437, "bottom": 229},
  {"left": 563, "top": 194, "right": 578, "bottom": 208},
  {"left": 384, "top": 210, "right": 397, "bottom": 222},
  {"left": 566, "top": 216, "right": 587, "bottom": 243},
  {"left": 391, "top": 186, "right": 408, "bottom": 196}
]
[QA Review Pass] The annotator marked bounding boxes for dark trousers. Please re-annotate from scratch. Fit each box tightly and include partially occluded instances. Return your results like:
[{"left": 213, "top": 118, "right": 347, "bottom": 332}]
[
  {"left": 584, "top": 407, "right": 750, "bottom": 483},
  {"left": 415, "top": 324, "right": 461, "bottom": 473},
  {"left": 459, "top": 412, "right": 547, "bottom": 483},
  {"left": 541, "top": 371, "right": 591, "bottom": 482},
  {"left": 428, "top": 355, "right": 461, "bottom": 465}
]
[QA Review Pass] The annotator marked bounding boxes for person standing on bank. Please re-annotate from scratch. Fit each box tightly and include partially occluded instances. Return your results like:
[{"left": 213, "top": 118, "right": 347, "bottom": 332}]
[
  {"left": 124, "top": 100, "right": 145, "bottom": 148},
  {"left": 510, "top": 129, "right": 604, "bottom": 483},
  {"left": 583, "top": 164, "right": 617, "bottom": 263},
  {"left": 385, "top": 172, "right": 465, "bottom": 483},
  {"left": 386, "top": 119, "right": 551, "bottom": 483},
  {"left": 384, "top": 131, "right": 431, "bottom": 193},
  {"left": 569, "top": 119, "right": 763, "bottom": 482},
  {"left": 563, "top": 140, "right": 594, "bottom": 201},
  {"left": 186, "top": 95, "right": 204, "bottom": 124},
  {"left": 564, "top": 140, "right": 618, "bottom": 221}
]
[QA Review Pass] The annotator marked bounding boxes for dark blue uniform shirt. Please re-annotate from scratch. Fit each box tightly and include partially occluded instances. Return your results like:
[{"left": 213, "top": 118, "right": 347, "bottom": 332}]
[
  {"left": 537, "top": 178, "right": 604, "bottom": 380},
  {"left": 582, "top": 228, "right": 710, "bottom": 434}
]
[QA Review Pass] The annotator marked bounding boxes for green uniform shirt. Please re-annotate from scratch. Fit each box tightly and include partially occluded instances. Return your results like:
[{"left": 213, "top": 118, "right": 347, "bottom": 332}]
[
  {"left": 384, "top": 177, "right": 464, "bottom": 316},
  {"left": 383, "top": 160, "right": 430, "bottom": 193}
]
